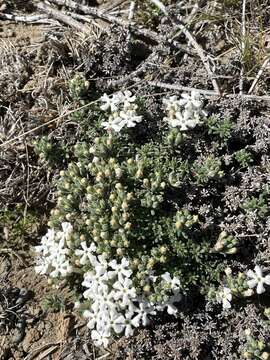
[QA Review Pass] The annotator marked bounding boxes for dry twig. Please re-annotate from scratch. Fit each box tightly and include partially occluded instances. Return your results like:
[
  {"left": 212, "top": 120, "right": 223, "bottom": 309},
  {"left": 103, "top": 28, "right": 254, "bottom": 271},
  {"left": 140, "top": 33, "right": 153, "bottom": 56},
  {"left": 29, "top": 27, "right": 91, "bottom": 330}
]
[
  {"left": 36, "top": 2, "right": 88, "bottom": 33},
  {"left": 148, "top": 0, "right": 220, "bottom": 94},
  {"left": 0, "top": 13, "right": 52, "bottom": 23},
  {"left": 248, "top": 57, "right": 270, "bottom": 94},
  {"left": 146, "top": 80, "right": 270, "bottom": 101},
  {"left": 0, "top": 100, "right": 98, "bottom": 149},
  {"left": 239, "top": 0, "right": 247, "bottom": 95}
]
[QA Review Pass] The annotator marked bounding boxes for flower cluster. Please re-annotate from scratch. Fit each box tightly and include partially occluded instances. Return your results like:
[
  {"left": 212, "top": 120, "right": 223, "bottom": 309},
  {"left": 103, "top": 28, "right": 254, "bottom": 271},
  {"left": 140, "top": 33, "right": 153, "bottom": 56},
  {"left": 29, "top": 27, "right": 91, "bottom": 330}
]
[
  {"left": 163, "top": 91, "right": 206, "bottom": 130},
  {"left": 100, "top": 91, "right": 142, "bottom": 132},
  {"left": 35, "top": 225, "right": 182, "bottom": 347},
  {"left": 80, "top": 252, "right": 155, "bottom": 347},
  {"left": 35, "top": 222, "right": 73, "bottom": 278},
  {"left": 80, "top": 251, "right": 181, "bottom": 347},
  {"left": 216, "top": 265, "right": 270, "bottom": 309}
]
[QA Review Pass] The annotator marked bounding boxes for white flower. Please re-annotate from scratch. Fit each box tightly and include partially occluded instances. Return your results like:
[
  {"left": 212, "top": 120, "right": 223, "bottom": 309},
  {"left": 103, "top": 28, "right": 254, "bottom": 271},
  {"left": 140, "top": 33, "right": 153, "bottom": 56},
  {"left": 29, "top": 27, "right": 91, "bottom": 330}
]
[
  {"left": 100, "top": 93, "right": 119, "bottom": 112},
  {"left": 107, "top": 311, "right": 125, "bottom": 334},
  {"left": 163, "top": 92, "right": 205, "bottom": 131},
  {"left": 75, "top": 241, "right": 96, "bottom": 265},
  {"left": 113, "top": 277, "right": 137, "bottom": 306},
  {"left": 50, "top": 256, "right": 72, "bottom": 278},
  {"left": 119, "top": 110, "right": 142, "bottom": 128},
  {"left": 217, "top": 287, "right": 232, "bottom": 309},
  {"left": 91, "top": 329, "right": 111, "bottom": 348},
  {"left": 109, "top": 258, "right": 132, "bottom": 279},
  {"left": 35, "top": 256, "right": 51, "bottom": 275},
  {"left": 100, "top": 91, "right": 142, "bottom": 133},
  {"left": 161, "top": 272, "right": 181, "bottom": 291},
  {"left": 246, "top": 265, "right": 270, "bottom": 294},
  {"left": 122, "top": 90, "right": 136, "bottom": 108},
  {"left": 61, "top": 222, "right": 73, "bottom": 237},
  {"left": 179, "top": 91, "right": 202, "bottom": 108},
  {"left": 133, "top": 301, "right": 156, "bottom": 326}
]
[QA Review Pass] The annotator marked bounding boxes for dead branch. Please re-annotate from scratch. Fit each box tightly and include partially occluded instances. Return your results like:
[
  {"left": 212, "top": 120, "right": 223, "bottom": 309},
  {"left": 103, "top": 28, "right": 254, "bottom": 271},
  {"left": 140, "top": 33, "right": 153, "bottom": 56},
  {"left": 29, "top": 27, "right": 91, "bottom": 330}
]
[
  {"left": 248, "top": 57, "right": 270, "bottom": 94},
  {"left": 177, "top": 22, "right": 220, "bottom": 94},
  {"left": 0, "top": 13, "right": 52, "bottom": 23},
  {"left": 239, "top": 0, "right": 247, "bottom": 95},
  {"left": 146, "top": 80, "right": 270, "bottom": 101},
  {"left": 36, "top": 2, "right": 88, "bottom": 33},
  {"left": 48, "top": 0, "right": 161, "bottom": 42},
  {"left": 148, "top": 0, "right": 220, "bottom": 94}
]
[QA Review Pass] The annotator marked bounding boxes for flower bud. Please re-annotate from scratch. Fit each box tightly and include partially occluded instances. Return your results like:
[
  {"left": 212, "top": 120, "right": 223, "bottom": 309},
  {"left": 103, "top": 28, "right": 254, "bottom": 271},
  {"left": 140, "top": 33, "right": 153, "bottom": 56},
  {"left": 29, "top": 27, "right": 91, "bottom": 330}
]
[
  {"left": 143, "top": 178, "right": 150, "bottom": 187},
  {"left": 116, "top": 248, "right": 124, "bottom": 256},
  {"left": 132, "top": 259, "right": 140, "bottom": 268},
  {"left": 92, "top": 156, "right": 99, "bottom": 164},
  {"left": 106, "top": 138, "right": 113, "bottom": 146},
  {"left": 60, "top": 170, "right": 65, "bottom": 177},
  {"left": 100, "top": 231, "right": 109, "bottom": 240},
  {"left": 135, "top": 169, "right": 143, "bottom": 178},
  {"left": 226, "top": 247, "right": 237, "bottom": 254},
  {"left": 109, "top": 158, "right": 116, "bottom": 165},
  {"left": 175, "top": 220, "right": 183, "bottom": 230},
  {"left": 143, "top": 284, "right": 151, "bottom": 293},
  {"left": 123, "top": 240, "right": 129, "bottom": 247},
  {"left": 127, "top": 192, "right": 134, "bottom": 201},
  {"left": 243, "top": 289, "right": 254, "bottom": 297},
  {"left": 115, "top": 168, "right": 122, "bottom": 178},
  {"left": 121, "top": 201, "right": 129, "bottom": 210},
  {"left": 224, "top": 267, "right": 232, "bottom": 276},
  {"left": 66, "top": 213, "right": 72, "bottom": 220},
  {"left": 115, "top": 182, "right": 122, "bottom": 190},
  {"left": 75, "top": 259, "right": 81, "bottom": 266},
  {"left": 127, "top": 158, "right": 134, "bottom": 165},
  {"left": 160, "top": 255, "right": 167, "bottom": 263},
  {"left": 111, "top": 206, "right": 118, "bottom": 213},
  {"left": 64, "top": 182, "right": 70, "bottom": 190},
  {"left": 104, "top": 169, "right": 111, "bottom": 177},
  {"left": 160, "top": 246, "right": 167, "bottom": 254},
  {"left": 94, "top": 137, "right": 100, "bottom": 144},
  {"left": 110, "top": 240, "right": 117, "bottom": 247},
  {"left": 124, "top": 222, "right": 132, "bottom": 230},
  {"left": 262, "top": 352, "right": 270, "bottom": 360},
  {"left": 242, "top": 352, "right": 252, "bottom": 359},
  {"left": 147, "top": 258, "right": 155, "bottom": 269}
]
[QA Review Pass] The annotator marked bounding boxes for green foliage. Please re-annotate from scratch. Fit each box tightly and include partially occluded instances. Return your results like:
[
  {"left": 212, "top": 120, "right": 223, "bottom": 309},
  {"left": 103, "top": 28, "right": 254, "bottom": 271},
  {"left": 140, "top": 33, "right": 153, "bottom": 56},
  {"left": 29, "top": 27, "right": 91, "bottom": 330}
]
[
  {"left": 135, "top": 0, "right": 173, "bottom": 27},
  {"left": 234, "top": 149, "right": 253, "bottom": 167},
  {"left": 42, "top": 294, "right": 66, "bottom": 313},
  {"left": 33, "top": 136, "right": 67, "bottom": 167},
  {"left": 207, "top": 115, "right": 234, "bottom": 142},
  {"left": 192, "top": 155, "right": 224, "bottom": 184},
  {"left": 241, "top": 191, "right": 269, "bottom": 219},
  {"left": 69, "top": 73, "right": 90, "bottom": 102},
  {"left": 47, "top": 132, "right": 227, "bottom": 292},
  {"left": 242, "top": 330, "right": 270, "bottom": 360},
  {"left": 0, "top": 207, "right": 44, "bottom": 248},
  {"left": 213, "top": 231, "right": 239, "bottom": 254}
]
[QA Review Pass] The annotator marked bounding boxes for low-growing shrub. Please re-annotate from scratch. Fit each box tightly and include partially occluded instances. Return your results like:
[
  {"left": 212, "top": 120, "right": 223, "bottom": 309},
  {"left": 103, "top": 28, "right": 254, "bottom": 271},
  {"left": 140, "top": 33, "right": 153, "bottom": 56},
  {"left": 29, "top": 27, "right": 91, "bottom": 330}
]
[{"left": 34, "top": 89, "right": 270, "bottom": 349}]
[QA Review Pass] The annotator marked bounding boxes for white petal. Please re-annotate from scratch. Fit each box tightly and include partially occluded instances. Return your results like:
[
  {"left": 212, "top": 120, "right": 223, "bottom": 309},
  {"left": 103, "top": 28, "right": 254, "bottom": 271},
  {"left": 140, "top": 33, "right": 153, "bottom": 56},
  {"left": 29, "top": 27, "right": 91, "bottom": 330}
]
[
  {"left": 247, "top": 270, "right": 256, "bottom": 279},
  {"left": 247, "top": 279, "right": 257, "bottom": 289},
  {"left": 223, "top": 299, "right": 231, "bottom": 309},
  {"left": 256, "top": 282, "right": 265, "bottom": 294},
  {"left": 254, "top": 265, "right": 263, "bottom": 277},
  {"left": 264, "top": 275, "right": 270, "bottom": 285}
]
